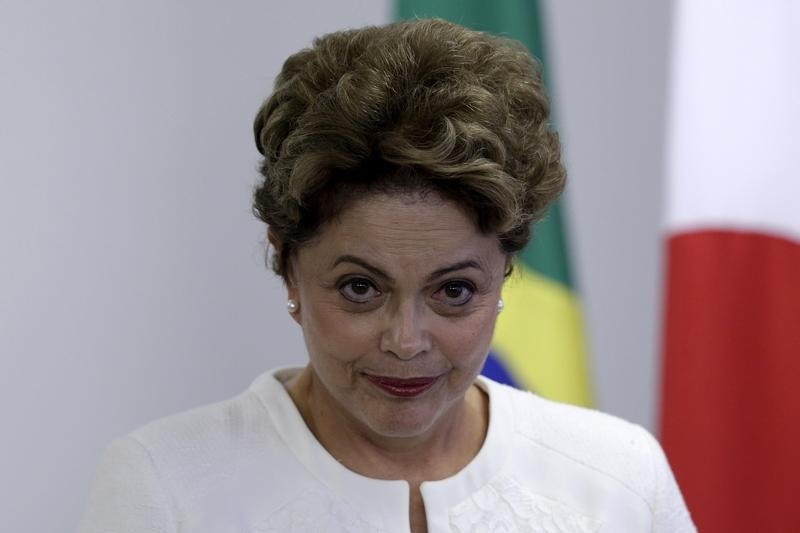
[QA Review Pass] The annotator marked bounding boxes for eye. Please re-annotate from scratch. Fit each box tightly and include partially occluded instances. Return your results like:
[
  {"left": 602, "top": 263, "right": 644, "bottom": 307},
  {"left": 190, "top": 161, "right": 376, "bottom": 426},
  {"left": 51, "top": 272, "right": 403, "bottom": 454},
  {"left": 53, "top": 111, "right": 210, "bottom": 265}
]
[
  {"left": 432, "top": 281, "right": 475, "bottom": 307},
  {"left": 339, "top": 277, "right": 382, "bottom": 304}
]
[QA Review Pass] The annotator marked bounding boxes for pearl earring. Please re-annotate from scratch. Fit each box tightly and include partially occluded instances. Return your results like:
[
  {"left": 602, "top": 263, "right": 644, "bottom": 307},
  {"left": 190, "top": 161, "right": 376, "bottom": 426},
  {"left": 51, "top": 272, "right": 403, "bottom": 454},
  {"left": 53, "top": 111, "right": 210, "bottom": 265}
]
[
  {"left": 287, "top": 299, "right": 299, "bottom": 313},
  {"left": 497, "top": 299, "right": 504, "bottom": 314}
]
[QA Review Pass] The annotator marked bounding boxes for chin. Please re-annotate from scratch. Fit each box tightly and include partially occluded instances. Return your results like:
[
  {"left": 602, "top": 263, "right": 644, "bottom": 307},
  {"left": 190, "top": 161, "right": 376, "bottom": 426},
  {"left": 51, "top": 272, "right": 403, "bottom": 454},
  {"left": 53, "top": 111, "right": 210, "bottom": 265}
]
[
  {"left": 365, "top": 415, "right": 438, "bottom": 440},
  {"left": 357, "top": 396, "right": 450, "bottom": 439}
]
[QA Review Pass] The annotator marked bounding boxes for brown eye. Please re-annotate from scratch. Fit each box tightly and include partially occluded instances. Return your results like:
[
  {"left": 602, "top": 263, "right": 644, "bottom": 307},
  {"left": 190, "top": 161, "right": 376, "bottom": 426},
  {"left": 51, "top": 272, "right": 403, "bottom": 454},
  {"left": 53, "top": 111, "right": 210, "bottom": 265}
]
[
  {"left": 351, "top": 280, "right": 370, "bottom": 295},
  {"left": 433, "top": 281, "right": 475, "bottom": 306},
  {"left": 339, "top": 277, "right": 381, "bottom": 303},
  {"left": 444, "top": 284, "right": 465, "bottom": 298}
]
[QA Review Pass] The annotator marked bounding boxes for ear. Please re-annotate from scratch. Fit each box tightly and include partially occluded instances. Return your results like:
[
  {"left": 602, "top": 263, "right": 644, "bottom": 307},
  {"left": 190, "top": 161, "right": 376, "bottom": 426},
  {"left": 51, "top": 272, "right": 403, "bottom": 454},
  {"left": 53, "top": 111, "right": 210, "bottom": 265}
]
[
  {"left": 268, "top": 228, "right": 302, "bottom": 324},
  {"left": 503, "top": 254, "right": 514, "bottom": 279},
  {"left": 267, "top": 227, "right": 292, "bottom": 283},
  {"left": 286, "top": 276, "right": 302, "bottom": 325},
  {"left": 267, "top": 227, "right": 281, "bottom": 251}
]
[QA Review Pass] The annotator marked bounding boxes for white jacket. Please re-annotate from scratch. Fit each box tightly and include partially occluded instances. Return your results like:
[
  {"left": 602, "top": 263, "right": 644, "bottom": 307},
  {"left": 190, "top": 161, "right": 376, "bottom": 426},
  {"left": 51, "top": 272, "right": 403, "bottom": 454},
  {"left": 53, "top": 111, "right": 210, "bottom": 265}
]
[{"left": 79, "top": 368, "right": 695, "bottom": 532}]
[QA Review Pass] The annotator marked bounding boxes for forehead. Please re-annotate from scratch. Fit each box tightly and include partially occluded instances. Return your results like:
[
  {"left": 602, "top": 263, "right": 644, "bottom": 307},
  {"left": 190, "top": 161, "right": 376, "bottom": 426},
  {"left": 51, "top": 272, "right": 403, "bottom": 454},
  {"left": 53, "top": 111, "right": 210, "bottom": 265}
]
[{"left": 299, "top": 192, "right": 503, "bottom": 270}]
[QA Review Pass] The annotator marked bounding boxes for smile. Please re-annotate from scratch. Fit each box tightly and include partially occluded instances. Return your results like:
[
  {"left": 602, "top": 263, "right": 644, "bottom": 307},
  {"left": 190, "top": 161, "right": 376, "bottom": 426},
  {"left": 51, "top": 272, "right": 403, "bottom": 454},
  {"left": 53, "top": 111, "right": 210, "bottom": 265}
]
[{"left": 364, "top": 374, "right": 440, "bottom": 398}]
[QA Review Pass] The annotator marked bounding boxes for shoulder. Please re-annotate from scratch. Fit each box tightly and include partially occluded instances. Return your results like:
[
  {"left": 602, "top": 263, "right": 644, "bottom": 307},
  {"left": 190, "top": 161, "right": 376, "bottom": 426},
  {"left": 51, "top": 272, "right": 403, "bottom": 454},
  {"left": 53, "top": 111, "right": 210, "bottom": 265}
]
[
  {"left": 122, "top": 370, "right": 293, "bottom": 480},
  {"left": 79, "top": 369, "right": 312, "bottom": 532},
  {"left": 131, "top": 383, "right": 264, "bottom": 448},
  {"left": 107, "top": 370, "right": 299, "bottom": 501},
  {"left": 122, "top": 383, "right": 261, "bottom": 462},
  {"left": 487, "top": 378, "right": 657, "bottom": 468},
  {"left": 125, "top": 368, "right": 302, "bottom": 455},
  {"left": 500, "top": 381, "right": 660, "bottom": 492},
  {"left": 484, "top": 379, "right": 694, "bottom": 531}
]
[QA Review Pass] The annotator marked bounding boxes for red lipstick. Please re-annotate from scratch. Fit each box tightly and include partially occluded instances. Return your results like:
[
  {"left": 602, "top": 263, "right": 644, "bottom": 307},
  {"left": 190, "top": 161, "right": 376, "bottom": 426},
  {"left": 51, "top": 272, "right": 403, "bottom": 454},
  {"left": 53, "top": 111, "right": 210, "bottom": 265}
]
[{"left": 365, "top": 375, "right": 439, "bottom": 398}]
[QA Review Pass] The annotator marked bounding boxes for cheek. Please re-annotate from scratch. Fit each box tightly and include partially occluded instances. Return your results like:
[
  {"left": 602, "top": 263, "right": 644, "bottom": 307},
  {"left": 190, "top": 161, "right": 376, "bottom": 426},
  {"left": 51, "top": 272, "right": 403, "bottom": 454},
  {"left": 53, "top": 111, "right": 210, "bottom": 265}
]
[
  {"left": 301, "top": 304, "right": 378, "bottom": 365},
  {"left": 435, "top": 308, "right": 498, "bottom": 365}
]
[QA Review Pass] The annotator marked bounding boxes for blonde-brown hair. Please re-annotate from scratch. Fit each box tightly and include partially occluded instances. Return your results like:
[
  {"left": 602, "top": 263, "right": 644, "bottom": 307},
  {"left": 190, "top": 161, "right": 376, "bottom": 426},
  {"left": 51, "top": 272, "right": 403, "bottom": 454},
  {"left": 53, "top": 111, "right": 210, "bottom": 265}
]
[{"left": 253, "top": 18, "right": 565, "bottom": 280}]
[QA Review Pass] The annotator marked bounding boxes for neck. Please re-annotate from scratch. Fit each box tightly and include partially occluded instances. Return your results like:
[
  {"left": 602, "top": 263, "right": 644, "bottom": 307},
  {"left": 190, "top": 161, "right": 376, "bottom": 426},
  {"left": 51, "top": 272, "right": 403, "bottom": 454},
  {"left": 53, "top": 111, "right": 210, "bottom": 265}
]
[{"left": 286, "top": 365, "right": 488, "bottom": 482}]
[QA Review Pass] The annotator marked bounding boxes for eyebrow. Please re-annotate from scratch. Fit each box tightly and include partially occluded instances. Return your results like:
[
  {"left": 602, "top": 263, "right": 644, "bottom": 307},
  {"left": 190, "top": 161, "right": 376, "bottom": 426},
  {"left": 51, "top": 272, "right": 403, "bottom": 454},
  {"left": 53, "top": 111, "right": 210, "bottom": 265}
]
[
  {"left": 427, "top": 260, "right": 483, "bottom": 281},
  {"left": 333, "top": 255, "right": 391, "bottom": 281},
  {"left": 332, "top": 255, "right": 485, "bottom": 283}
]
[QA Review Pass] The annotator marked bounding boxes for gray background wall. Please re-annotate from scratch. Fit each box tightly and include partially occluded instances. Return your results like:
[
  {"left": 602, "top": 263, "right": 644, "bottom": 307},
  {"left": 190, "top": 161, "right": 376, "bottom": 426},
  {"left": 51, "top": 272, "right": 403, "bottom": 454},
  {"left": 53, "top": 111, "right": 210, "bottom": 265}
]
[
  {"left": 0, "top": 1, "right": 671, "bottom": 531},
  {"left": 546, "top": 1, "right": 672, "bottom": 438}
]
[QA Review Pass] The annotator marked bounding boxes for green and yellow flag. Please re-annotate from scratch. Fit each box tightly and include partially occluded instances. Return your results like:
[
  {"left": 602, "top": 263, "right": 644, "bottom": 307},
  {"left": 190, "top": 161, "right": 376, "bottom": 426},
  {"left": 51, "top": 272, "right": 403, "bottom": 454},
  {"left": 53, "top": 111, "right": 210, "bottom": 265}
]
[{"left": 397, "top": 0, "right": 592, "bottom": 406}]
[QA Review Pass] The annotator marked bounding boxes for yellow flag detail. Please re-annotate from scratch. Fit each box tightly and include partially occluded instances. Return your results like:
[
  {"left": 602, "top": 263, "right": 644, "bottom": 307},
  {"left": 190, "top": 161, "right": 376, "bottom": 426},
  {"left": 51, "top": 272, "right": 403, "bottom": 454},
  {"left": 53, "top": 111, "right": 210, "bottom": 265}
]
[{"left": 493, "top": 263, "right": 593, "bottom": 406}]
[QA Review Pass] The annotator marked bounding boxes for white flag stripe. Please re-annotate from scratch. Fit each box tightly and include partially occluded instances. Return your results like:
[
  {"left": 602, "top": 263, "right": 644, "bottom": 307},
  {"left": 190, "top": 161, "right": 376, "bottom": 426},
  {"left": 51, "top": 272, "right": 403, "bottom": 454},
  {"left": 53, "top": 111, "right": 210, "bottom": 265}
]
[{"left": 664, "top": 0, "right": 800, "bottom": 242}]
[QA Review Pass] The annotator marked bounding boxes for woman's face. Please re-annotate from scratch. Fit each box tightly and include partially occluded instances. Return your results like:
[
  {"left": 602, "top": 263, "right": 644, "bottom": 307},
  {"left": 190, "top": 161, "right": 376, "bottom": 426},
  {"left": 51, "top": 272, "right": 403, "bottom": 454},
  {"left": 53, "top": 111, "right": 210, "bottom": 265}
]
[{"left": 287, "top": 191, "right": 508, "bottom": 440}]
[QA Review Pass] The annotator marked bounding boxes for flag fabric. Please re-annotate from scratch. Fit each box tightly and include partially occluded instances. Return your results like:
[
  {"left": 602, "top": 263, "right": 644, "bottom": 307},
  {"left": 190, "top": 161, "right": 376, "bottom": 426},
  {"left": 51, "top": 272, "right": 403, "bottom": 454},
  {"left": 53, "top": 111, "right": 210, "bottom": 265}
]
[
  {"left": 396, "top": 0, "right": 592, "bottom": 406},
  {"left": 660, "top": 1, "right": 800, "bottom": 531}
]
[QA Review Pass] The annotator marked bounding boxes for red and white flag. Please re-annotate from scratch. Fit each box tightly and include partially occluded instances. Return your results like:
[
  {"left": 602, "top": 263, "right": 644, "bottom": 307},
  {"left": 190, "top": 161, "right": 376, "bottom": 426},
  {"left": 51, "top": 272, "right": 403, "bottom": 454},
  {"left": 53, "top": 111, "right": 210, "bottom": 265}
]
[{"left": 660, "top": 1, "right": 800, "bottom": 531}]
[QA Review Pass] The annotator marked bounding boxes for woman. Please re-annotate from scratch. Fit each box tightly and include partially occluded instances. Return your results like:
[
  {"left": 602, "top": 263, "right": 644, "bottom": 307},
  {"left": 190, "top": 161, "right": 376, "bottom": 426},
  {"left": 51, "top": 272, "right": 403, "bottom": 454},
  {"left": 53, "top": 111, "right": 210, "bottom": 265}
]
[{"left": 80, "top": 19, "right": 695, "bottom": 532}]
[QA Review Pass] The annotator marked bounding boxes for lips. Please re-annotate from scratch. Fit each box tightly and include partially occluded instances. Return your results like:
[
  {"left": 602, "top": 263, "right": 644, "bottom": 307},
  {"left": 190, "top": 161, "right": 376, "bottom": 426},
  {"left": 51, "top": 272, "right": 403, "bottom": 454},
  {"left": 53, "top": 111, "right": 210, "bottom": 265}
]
[{"left": 365, "top": 374, "right": 440, "bottom": 398}]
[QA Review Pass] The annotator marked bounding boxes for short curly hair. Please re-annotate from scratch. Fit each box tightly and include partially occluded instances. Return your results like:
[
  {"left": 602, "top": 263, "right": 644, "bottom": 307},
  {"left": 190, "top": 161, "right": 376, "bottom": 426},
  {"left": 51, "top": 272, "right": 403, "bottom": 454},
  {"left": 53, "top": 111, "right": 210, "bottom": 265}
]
[{"left": 253, "top": 18, "right": 565, "bottom": 281}]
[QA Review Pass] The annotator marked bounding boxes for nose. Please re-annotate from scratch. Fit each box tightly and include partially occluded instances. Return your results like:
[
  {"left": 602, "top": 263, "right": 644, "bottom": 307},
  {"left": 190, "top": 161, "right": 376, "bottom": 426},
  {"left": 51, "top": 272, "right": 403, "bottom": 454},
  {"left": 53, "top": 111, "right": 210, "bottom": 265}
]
[{"left": 380, "top": 299, "right": 431, "bottom": 360}]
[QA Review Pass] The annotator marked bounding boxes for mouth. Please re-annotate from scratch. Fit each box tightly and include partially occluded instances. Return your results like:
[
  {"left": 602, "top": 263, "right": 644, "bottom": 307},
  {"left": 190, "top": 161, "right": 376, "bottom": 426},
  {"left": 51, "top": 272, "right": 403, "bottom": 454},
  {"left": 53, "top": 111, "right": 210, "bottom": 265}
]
[{"left": 364, "top": 374, "right": 441, "bottom": 398}]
